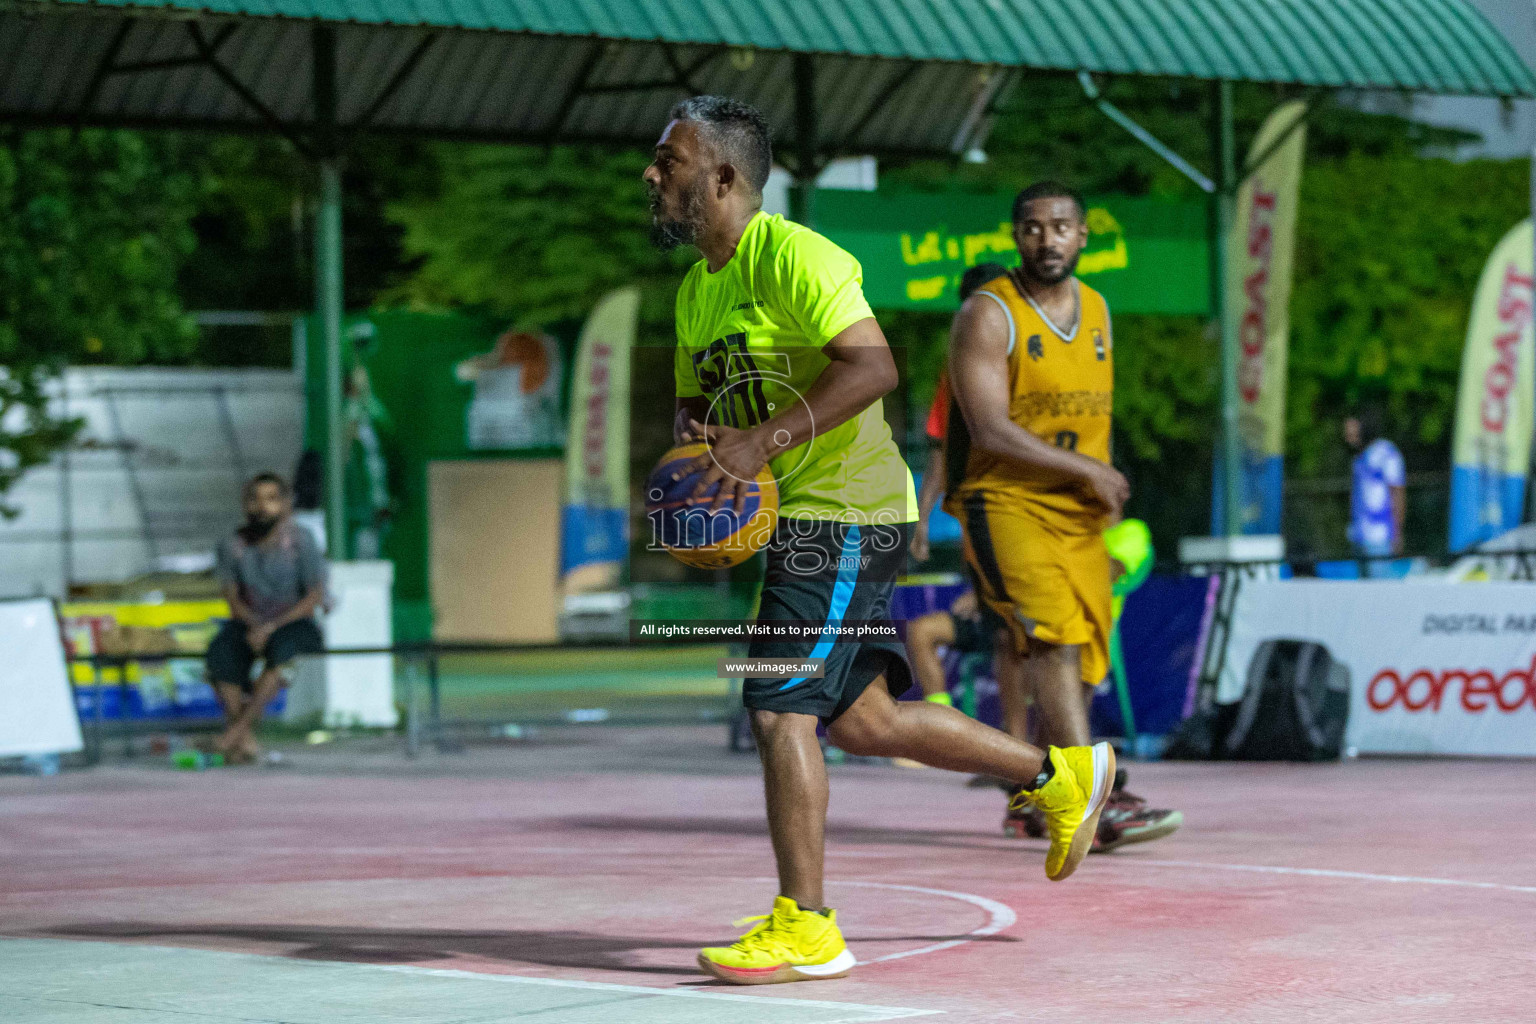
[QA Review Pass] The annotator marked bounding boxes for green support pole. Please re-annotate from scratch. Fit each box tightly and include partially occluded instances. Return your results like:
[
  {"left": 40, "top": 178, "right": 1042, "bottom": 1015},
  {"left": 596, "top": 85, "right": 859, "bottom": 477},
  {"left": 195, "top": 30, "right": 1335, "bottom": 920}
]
[
  {"left": 313, "top": 24, "right": 346, "bottom": 559},
  {"left": 789, "top": 53, "right": 817, "bottom": 228},
  {"left": 959, "top": 656, "right": 978, "bottom": 719},
  {"left": 1109, "top": 624, "right": 1137, "bottom": 744},
  {"left": 317, "top": 162, "right": 344, "bottom": 558},
  {"left": 1213, "top": 79, "right": 1242, "bottom": 536}
]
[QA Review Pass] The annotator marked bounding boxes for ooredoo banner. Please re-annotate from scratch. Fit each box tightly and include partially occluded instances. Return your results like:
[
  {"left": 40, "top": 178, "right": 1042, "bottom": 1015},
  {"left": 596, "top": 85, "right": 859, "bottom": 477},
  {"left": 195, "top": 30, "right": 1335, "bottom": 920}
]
[{"left": 1220, "top": 579, "right": 1536, "bottom": 756}]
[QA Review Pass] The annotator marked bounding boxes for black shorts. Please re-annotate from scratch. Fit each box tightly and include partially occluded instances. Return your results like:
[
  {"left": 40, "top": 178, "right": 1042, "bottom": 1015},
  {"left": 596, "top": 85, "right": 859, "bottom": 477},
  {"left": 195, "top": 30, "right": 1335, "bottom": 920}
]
[
  {"left": 205, "top": 619, "right": 324, "bottom": 690},
  {"left": 951, "top": 566, "right": 1010, "bottom": 654},
  {"left": 743, "top": 519, "right": 913, "bottom": 723}
]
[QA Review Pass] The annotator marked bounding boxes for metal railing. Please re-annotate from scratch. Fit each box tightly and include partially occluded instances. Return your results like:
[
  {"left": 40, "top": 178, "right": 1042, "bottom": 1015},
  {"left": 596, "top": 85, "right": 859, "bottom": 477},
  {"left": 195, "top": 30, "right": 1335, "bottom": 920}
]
[
  {"left": 1162, "top": 547, "right": 1536, "bottom": 581},
  {"left": 1175, "top": 547, "right": 1536, "bottom": 721},
  {"left": 65, "top": 635, "right": 721, "bottom": 764}
]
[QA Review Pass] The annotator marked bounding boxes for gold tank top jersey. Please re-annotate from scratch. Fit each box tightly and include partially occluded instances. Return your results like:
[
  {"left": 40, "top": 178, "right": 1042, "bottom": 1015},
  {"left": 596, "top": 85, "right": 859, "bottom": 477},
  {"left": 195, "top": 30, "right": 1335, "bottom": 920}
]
[{"left": 945, "top": 272, "right": 1114, "bottom": 534}]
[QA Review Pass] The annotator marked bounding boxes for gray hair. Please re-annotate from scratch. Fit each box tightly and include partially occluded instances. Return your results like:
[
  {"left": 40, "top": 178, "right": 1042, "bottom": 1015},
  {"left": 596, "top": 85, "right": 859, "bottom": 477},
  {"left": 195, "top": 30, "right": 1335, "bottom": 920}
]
[{"left": 669, "top": 95, "right": 773, "bottom": 200}]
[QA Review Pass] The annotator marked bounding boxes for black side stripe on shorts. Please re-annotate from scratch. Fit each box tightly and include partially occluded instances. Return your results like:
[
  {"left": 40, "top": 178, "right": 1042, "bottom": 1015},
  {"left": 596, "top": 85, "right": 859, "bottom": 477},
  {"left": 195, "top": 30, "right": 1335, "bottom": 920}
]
[{"left": 962, "top": 494, "right": 1012, "bottom": 606}]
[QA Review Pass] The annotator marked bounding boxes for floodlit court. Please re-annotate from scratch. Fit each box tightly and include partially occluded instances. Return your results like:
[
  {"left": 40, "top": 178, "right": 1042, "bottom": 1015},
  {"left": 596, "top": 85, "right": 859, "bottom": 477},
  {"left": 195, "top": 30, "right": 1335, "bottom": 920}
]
[
  {"left": 3, "top": 729, "right": 1532, "bottom": 1023},
  {"left": 4, "top": 2, "right": 1536, "bottom": 1023}
]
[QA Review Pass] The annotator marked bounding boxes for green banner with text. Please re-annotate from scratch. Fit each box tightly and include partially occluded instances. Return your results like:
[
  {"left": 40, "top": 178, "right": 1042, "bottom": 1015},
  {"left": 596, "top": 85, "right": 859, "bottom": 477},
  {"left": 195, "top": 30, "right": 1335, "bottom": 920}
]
[{"left": 817, "top": 190, "right": 1210, "bottom": 315}]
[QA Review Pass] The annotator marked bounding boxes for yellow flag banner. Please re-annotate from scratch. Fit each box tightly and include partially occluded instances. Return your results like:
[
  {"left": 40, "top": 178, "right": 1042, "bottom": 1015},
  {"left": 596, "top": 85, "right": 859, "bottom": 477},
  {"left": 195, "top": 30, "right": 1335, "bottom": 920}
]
[
  {"left": 1449, "top": 220, "right": 1534, "bottom": 552},
  {"left": 560, "top": 287, "right": 639, "bottom": 590},
  {"left": 1216, "top": 100, "right": 1307, "bottom": 534}
]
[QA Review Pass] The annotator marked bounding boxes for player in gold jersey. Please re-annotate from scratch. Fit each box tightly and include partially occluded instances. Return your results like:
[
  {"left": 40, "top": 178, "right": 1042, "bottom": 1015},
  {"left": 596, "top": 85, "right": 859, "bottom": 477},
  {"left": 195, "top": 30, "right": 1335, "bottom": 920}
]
[{"left": 947, "top": 181, "right": 1181, "bottom": 847}]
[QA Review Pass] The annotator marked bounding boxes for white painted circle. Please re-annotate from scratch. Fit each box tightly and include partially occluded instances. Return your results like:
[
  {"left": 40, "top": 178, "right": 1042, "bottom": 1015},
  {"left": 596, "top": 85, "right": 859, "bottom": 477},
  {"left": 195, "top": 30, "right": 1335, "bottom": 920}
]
[{"left": 703, "top": 379, "right": 816, "bottom": 484}]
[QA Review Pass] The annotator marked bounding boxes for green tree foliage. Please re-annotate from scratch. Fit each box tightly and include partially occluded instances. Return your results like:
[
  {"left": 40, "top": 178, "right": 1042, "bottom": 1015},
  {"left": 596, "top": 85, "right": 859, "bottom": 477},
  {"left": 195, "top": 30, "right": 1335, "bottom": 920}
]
[
  {"left": 1289, "top": 155, "right": 1529, "bottom": 476},
  {"left": 3, "top": 77, "right": 1509, "bottom": 551},
  {"left": 885, "top": 75, "right": 1474, "bottom": 200},
  {"left": 1106, "top": 315, "right": 1218, "bottom": 542},
  {"left": 0, "top": 130, "right": 201, "bottom": 363},
  {"left": 0, "top": 129, "right": 202, "bottom": 512},
  {"left": 1283, "top": 155, "right": 1528, "bottom": 554},
  {"left": 882, "top": 78, "right": 1503, "bottom": 551},
  {"left": 386, "top": 144, "right": 692, "bottom": 325},
  {"left": 176, "top": 135, "right": 436, "bottom": 365},
  {"left": 372, "top": 80, "right": 1505, "bottom": 552},
  {"left": 179, "top": 136, "right": 307, "bottom": 314}
]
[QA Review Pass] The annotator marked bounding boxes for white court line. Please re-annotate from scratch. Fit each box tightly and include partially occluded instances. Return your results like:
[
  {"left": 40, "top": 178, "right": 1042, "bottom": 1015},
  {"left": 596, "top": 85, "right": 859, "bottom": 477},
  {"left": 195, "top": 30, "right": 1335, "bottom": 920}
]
[
  {"left": 365, "top": 962, "right": 940, "bottom": 1020},
  {"left": 1129, "top": 858, "right": 1536, "bottom": 895},
  {"left": 745, "top": 877, "right": 1017, "bottom": 965},
  {"left": 0, "top": 939, "right": 940, "bottom": 1024}
]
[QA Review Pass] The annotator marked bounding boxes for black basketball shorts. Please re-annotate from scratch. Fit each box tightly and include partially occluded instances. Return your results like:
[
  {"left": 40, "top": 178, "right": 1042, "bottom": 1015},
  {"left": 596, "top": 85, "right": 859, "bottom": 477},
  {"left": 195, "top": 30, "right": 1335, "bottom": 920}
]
[
  {"left": 205, "top": 618, "right": 324, "bottom": 691},
  {"left": 742, "top": 519, "right": 914, "bottom": 723}
]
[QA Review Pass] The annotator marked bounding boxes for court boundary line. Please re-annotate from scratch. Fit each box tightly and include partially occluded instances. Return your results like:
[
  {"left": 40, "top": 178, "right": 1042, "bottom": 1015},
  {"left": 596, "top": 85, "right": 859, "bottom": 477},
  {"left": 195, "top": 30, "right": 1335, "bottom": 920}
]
[
  {"left": 0, "top": 938, "right": 941, "bottom": 1022},
  {"left": 745, "top": 877, "right": 1017, "bottom": 965},
  {"left": 1129, "top": 859, "right": 1536, "bottom": 894},
  {"left": 366, "top": 962, "right": 942, "bottom": 1019}
]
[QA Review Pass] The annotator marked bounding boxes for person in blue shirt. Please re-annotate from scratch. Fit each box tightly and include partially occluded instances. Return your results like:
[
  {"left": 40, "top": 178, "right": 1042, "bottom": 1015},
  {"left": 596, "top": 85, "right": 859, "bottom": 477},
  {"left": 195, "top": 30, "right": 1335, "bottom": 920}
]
[{"left": 1344, "top": 407, "right": 1405, "bottom": 575}]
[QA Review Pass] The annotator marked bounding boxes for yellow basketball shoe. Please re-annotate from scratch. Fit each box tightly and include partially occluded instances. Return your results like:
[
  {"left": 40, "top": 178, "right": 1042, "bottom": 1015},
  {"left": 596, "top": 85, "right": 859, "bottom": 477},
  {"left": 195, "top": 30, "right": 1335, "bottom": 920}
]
[
  {"left": 1011, "top": 742, "right": 1117, "bottom": 881},
  {"left": 697, "top": 896, "right": 856, "bottom": 985}
]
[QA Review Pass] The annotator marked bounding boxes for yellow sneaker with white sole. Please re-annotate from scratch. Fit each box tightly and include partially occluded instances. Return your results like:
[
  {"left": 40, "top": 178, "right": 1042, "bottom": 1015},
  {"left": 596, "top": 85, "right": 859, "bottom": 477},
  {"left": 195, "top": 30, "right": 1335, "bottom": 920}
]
[
  {"left": 698, "top": 895, "right": 855, "bottom": 985},
  {"left": 1011, "top": 742, "right": 1117, "bottom": 881}
]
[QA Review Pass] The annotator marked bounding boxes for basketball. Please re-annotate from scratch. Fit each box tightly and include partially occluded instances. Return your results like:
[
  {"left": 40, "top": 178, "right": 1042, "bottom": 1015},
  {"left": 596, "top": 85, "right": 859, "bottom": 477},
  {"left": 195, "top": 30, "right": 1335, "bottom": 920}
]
[{"left": 645, "top": 442, "right": 779, "bottom": 569}]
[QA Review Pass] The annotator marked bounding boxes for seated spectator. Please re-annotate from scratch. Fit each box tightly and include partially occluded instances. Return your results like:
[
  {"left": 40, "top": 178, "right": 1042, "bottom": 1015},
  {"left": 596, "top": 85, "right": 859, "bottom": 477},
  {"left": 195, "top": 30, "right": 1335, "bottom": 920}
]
[{"left": 206, "top": 473, "right": 326, "bottom": 763}]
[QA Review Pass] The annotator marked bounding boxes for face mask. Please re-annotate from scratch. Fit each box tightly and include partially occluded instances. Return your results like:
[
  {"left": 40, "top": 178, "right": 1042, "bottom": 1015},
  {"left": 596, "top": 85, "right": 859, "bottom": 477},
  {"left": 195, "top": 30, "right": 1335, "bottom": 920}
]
[{"left": 241, "top": 514, "right": 278, "bottom": 541}]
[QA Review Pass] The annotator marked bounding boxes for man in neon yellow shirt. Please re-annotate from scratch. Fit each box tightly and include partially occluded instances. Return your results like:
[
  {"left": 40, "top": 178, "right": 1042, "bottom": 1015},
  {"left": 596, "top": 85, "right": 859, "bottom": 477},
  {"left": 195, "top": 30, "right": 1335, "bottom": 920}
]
[{"left": 647, "top": 96, "right": 1118, "bottom": 986}]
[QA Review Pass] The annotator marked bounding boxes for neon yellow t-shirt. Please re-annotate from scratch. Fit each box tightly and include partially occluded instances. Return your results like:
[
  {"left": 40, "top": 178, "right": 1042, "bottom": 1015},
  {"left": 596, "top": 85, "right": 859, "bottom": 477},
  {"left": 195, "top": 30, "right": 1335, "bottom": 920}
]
[{"left": 674, "top": 213, "right": 916, "bottom": 523}]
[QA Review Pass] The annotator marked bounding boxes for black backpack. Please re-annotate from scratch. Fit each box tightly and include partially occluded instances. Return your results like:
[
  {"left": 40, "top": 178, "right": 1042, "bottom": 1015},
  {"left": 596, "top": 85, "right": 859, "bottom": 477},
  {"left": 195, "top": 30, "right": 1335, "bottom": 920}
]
[
  {"left": 1167, "top": 639, "right": 1349, "bottom": 762},
  {"left": 1222, "top": 639, "right": 1351, "bottom": 761}
]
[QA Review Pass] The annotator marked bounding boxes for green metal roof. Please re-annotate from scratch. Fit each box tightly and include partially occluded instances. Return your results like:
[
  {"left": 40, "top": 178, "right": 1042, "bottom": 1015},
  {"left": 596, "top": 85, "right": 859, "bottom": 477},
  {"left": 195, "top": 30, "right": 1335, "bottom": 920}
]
[
  {"left": 1, "top": 0, "right": 1529, "bottom": 160},
  {"left": 20, "top": 0, "right": 1533, "bottom": 95}
]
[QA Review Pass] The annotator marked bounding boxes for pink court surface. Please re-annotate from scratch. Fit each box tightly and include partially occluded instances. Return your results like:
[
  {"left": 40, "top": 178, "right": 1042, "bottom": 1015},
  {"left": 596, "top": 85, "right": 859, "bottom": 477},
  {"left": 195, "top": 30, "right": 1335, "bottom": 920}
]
[{"left": 2, "top": 726, "right": 1532, "bottom": 1023}]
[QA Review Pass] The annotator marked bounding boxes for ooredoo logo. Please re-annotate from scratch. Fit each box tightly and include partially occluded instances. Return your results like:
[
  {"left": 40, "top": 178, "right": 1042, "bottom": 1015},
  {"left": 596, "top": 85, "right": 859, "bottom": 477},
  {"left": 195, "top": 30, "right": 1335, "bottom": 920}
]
[{"left": 1367, "top": 658, "right": 1536, "bottom": 713}]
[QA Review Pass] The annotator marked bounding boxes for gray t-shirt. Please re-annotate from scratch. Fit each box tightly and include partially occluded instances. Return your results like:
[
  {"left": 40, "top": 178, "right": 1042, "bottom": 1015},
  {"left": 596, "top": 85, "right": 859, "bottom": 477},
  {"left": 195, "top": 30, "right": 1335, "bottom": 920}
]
[{"left": 216, "top": 520, "right": 327, "bottom": 623}]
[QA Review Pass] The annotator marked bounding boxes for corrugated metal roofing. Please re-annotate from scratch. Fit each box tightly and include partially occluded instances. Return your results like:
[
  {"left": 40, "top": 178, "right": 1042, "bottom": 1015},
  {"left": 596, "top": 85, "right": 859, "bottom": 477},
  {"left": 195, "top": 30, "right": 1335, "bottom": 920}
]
[
  {"left": 20, "top": 0, "right": 1534, "bottom": 95},
  {"left": 1, "top": 0, "right": 1530, "bottom": 157},
  {"left": 0, "top": 13, "right": 1010, "bottom": 155}
]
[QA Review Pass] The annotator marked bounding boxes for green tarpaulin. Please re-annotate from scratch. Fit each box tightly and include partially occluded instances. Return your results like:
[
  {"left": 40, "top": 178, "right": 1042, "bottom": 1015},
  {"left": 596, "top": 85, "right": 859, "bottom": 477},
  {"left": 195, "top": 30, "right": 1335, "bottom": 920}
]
[{"left": 817, "top": 190, "right": 1211, "bottom": 315}]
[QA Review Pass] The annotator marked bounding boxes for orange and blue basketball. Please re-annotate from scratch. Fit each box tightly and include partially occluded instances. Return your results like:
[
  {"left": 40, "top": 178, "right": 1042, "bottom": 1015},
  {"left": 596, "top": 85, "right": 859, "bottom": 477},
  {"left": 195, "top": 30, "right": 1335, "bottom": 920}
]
[{"left": 645, "top": 442, "right": 779, "bottom": 569}]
